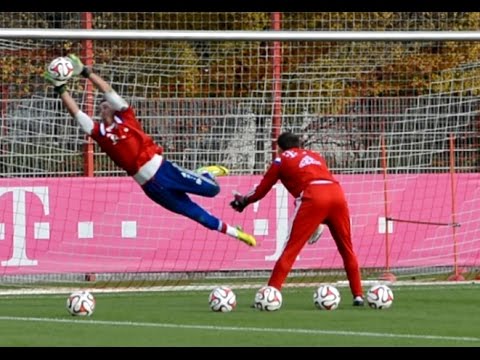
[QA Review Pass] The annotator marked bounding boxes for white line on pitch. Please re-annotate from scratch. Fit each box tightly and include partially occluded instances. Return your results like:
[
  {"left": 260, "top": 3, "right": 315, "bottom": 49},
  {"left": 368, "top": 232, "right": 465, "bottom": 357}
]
[
  {"left": 0, "top": 316, "right": 477, "bottom": 343},
  {"left": 0, "top": 280, "right": 478, "bottom": 297}
]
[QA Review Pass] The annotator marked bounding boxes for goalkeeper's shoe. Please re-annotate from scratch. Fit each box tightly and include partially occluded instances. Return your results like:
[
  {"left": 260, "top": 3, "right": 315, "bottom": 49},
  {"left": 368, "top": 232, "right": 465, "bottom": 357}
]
[
  {"left": 236, "top": 226, "right": 256, "bottom": 247},
  {"left": 307, "top": 224, "right": 325, "bottom": 245},
  {"left": 197, "top": 165, "right": 229, "bottom": 177},
  {"left": 353, "top": 296, "right": 365, "bottom": 307}
]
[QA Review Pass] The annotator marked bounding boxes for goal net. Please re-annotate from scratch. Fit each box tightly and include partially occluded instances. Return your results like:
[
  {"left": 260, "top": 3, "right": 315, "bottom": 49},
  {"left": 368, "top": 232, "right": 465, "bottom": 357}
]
[{"left": 0, "top": 12, "right": 479, "bottom": 291}]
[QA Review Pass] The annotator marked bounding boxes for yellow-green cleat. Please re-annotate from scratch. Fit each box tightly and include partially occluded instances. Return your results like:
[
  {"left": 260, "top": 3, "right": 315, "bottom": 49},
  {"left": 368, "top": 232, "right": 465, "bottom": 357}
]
[
  {"left": 196, "top": 165, "right": 229, "bottom": 177},
  {"left": 236, "top": 226, "right": 256, "bottom": 247}
]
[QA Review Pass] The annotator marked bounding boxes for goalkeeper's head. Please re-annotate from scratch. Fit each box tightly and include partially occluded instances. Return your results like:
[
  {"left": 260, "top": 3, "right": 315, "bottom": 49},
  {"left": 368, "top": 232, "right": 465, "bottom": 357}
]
[
  {"left": 97, "top": 98, "right": 115, "bottom": 125},
  {"left": 277, "top": 132, "right": 300, "bottom": 153}
]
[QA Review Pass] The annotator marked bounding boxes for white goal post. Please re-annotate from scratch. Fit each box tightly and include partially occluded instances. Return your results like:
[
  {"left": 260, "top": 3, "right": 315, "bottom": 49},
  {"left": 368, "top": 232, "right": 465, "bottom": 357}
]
[{"left": 2, "top": 29, "right": 480, "bottom": 41}]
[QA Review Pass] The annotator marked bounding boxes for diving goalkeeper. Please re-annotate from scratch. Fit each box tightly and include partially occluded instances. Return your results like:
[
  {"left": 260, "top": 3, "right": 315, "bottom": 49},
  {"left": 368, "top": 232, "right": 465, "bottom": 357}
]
[{"left": 44, "top": 54, "right": 256, "bottom": 247}]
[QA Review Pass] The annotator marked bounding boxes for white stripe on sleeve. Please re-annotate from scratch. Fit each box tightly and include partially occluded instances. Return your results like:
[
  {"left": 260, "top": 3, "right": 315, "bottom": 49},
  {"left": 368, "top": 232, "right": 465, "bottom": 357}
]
[
  {"left": 74, "top": 110, "right": 95, "bottom": 135},
  {"left": 103, "top": 90, "right": 128, "bottom": 111}
]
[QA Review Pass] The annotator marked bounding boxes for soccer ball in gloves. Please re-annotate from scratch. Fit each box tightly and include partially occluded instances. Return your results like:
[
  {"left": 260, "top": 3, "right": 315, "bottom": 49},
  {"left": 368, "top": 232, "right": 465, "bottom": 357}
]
[{"left": 47, "top": 57, "right": 74, "bottom": 82}]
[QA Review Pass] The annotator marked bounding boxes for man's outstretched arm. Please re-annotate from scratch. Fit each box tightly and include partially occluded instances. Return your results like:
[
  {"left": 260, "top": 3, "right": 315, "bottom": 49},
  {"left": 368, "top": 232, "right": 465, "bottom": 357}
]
[
  {"left": 67, "top": 54, "right": 128, "bottom": 112},
  {"left": 60, "top": 91, "right": 95, "bottom": 135},
  {"left": 44, "top": 72, "right": 94, "bottom": 135}
]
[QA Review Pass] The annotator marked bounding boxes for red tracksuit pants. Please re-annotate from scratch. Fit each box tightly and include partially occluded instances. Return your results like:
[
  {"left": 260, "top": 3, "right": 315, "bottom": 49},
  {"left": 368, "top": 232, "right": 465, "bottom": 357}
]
[{"left": 267, "top": 182, "right": 363, "bottom": 298}]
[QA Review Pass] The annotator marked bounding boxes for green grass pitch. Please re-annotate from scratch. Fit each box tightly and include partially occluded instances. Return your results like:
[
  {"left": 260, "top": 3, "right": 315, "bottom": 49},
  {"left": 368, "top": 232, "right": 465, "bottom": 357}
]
[{"left": 0, "top": 284, "right": 478, "bottom": 347}]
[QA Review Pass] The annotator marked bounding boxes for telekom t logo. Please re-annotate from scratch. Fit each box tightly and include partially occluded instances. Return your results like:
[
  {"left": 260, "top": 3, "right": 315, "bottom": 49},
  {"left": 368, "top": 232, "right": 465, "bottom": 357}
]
[
  {"left": 251, "top": 184, "right": 292, "bottom": 262},
  {"left": 0, "top": 187, "right": 49, "bottom": 266}
]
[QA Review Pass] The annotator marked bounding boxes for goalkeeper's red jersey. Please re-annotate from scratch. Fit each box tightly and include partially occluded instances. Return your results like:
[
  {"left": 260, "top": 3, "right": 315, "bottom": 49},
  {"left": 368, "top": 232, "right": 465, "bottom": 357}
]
[
  {"left": 247, "top": 147, "right": 338, "bottom": 202},
  {"left": 90, "top": 107, "right": 163, "bottom": 176}
]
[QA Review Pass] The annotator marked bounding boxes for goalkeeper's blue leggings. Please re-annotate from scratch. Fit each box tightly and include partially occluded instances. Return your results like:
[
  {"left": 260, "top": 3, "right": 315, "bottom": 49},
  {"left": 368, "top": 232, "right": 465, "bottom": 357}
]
[{"left": 141, "top": 159, "right": 222, "bottom": 231}]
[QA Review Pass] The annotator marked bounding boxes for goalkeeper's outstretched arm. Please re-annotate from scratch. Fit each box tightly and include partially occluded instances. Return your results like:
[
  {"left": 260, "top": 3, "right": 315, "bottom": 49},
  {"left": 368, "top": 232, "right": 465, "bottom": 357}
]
[
  {"left": 43, "top": 71, "right": 95, "bottom": 135},
  {"left": 68, "top": 54, "right": 128, "bottom": 112},
  {"left": 59, "top": 91, "right": 95, "bottom": 135}
]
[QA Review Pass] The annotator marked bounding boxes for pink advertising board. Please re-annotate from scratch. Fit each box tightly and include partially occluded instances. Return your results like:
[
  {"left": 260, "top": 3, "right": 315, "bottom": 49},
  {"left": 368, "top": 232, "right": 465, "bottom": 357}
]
[{"left": 0, "top": 174, "right": 479, "bottom": 275}]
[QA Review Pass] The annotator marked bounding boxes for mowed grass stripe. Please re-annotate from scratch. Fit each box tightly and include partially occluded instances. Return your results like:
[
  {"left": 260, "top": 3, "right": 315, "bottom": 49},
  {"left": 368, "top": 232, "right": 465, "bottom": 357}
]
[{"left": 0, "top": 316, "right": 478, "bottom": 343}]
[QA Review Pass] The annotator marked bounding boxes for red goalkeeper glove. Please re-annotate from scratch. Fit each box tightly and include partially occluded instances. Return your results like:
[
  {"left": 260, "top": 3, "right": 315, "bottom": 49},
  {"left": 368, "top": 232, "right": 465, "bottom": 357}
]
[{"left": 230, "top": 192, "right": 249, "bottom": 213}]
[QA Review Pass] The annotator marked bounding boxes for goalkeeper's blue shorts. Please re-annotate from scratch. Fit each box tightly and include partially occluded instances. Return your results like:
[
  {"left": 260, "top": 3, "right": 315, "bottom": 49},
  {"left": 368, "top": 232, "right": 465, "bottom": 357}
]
[{"left": 141, "top": 159, "right": 221, "bottom": 231}]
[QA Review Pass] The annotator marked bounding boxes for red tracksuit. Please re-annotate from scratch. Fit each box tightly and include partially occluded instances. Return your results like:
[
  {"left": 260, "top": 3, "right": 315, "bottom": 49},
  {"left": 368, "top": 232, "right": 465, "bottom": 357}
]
[{"left": 245, "top": 147, "right": 363, "bottom": 297}]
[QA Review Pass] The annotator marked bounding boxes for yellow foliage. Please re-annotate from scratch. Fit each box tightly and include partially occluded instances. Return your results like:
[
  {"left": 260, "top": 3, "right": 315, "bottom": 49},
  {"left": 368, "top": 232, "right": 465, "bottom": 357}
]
[{"left": 2, "top": 12, "right": 480, "bottom": 101}]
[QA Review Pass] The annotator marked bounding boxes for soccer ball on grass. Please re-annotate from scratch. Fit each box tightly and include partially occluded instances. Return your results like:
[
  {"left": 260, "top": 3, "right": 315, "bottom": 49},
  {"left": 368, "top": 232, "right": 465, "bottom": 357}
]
[
  {"left": 367, "top": 284, "right": 394, "bottom": 309},
  {"left": 47, "top": 56, "right": 74, "bottom": 82},
  {"left": 208, "top": 286, "right": 237, "bottom": 312},
  {"left": 313, "top": 284, "right": 341, "bottom": 310},
  {"left": 254, "top": 285, "right": 282, "bottom": 311},
  {"left": 66, "top": 290, "right": 96, "bottom": 316}
]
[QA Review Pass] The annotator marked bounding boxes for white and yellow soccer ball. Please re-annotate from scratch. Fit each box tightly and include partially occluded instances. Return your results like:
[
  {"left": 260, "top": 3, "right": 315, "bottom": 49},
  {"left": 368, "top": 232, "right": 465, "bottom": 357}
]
[
  {"left": 313, "top": 284, "right": 341, "bottom": 310},
  {"left": 208, "top": 286, "right": 237, "bottom": 312},
  {"left": 254, "top": 285, "right": 283, "bottom": 311},
  {"left": 47, "top": 56, "right": 74, "bottom": 82},
  {"left": 66, "top": 290, "right": 96, "bottom": 316},
  {"left": 367, "top": 284, "right": 394, "bottom": 309}
]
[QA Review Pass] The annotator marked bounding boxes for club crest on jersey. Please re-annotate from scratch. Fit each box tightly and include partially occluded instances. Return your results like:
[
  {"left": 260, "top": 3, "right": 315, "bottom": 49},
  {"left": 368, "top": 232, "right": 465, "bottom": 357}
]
[
  {"left": 106, "top": 133, "right": 119, "bottom": 144},
  {"left": 299, "top": 155, "right": 321, "bottom": 168},
  {"left": 283, "top": 150, "right": 298, "bottom": 158}
]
